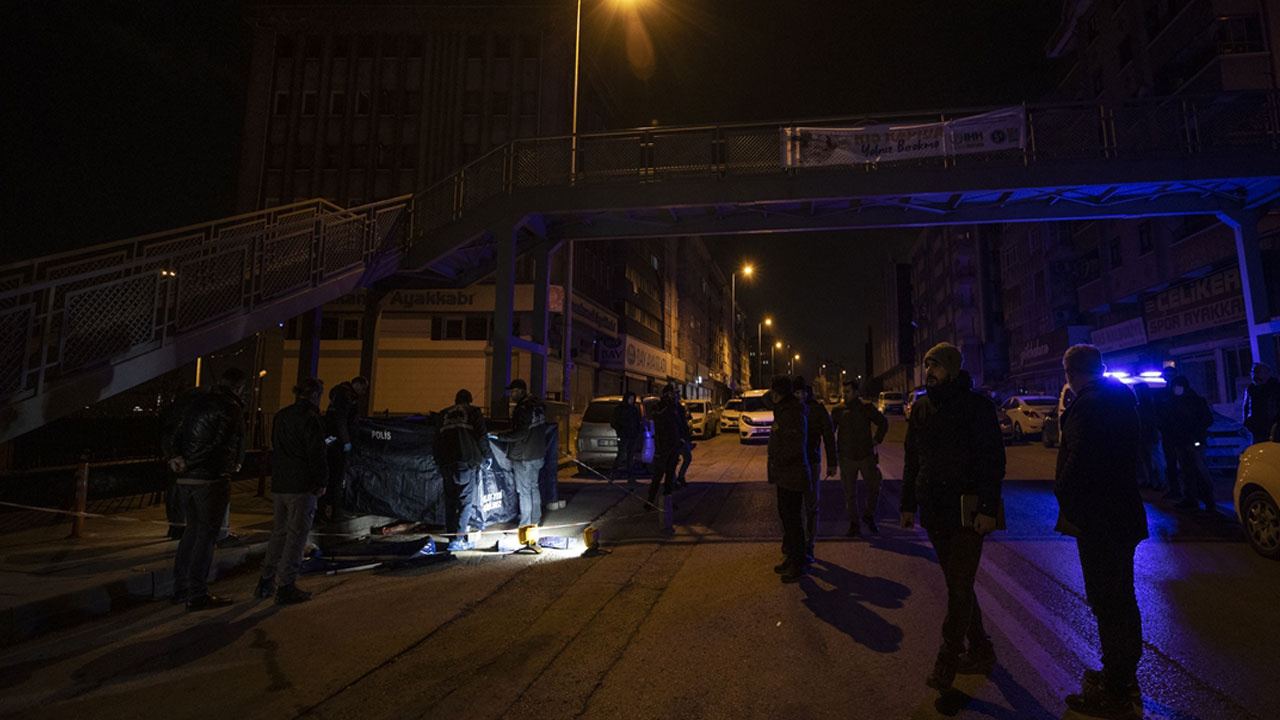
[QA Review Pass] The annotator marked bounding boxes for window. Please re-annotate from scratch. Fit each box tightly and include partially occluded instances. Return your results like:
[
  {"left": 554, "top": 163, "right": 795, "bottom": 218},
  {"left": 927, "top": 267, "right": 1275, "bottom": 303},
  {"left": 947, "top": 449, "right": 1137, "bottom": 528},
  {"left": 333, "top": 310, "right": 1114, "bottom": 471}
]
[
  {"left": 356, "top": 91, "right": 371, "bottom": 115},
  {"left": 406, "top": 36, "right": 424, "bottom": 58},
  {"left": 430, "top": 316, "right": 465, "bottom": 340},
  {"left": 276, "top": 36, "right": 296, "bottom": 59},
  {"left": 342, "top": 319, "right": 360, "bottom": 339},
  {"left": 1213, "top": 15, "right": 1265, "bottom": 53},
  {"left": 304, "top": 35, "right": 322, "bottom": 59},
  {"left": 302, "top": 92, "right": 318, "bottom": 116},
  {"left": 465, "top": 316, "right": 489, "bottom": 340},
  {"left": 651, "top": 255, "right": 659, "bottom": 270},
  {"left": 330, "top": 92, "right": 347, "bottom": 115},
  {"left": 358, "top": 35, "right": 376, "bottom": 58},
  {"left": 1138, "top": 221, "right": 1153, "bottom": 254},
  {"left": 333, "top": 36, "right": 351, "bottom": 58},
  {"left": 273, "top": 92, "right": 290, "bottom": 115},
  {"left": 1109, "top": 237, "right": 1122, "bottom": 267}
]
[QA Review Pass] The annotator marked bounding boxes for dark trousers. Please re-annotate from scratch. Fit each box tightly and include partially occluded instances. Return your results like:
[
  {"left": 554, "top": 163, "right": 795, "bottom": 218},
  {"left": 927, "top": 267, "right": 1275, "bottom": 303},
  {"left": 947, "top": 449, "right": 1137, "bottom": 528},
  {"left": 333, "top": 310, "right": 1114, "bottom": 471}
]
[
  {"left": 777, "top": 486, "right": 807, "bottom": 564},
  {"left": 440, "top": 461, "right": 480, "bottom": 534},
  {"left": 511, "top": 458, "right": 544, "bottom": 526},
  {"left": 925, "top": 523, "right": 989, "bottom": 656},
  {"left": 260, "top": 491, "right": 317, "bottom": 587},
  {"left": 1077, "top": 536, "right": 1143, "bottom": 693},
  {"left": 678, "top": 441, "right": 692, "bottom": 481},
  {"left": 172, "top": 479, "right": 231, "bottom": 599},
  {"left": 1172, "top": 444, "right": 1214, "bottom": 506},
  {"left": 648, "top": 450, "right": 679, "bottom": 503},
  {"left": 803, "top": 454, "right": 822, "bottom": 553},
  {"left": 1161, "top": 438, "right": 1181, "bottom": 496},
  {"left": 612, "top": 434, "right": 641, "bottom": 481},
  {"left": 323, "top": 445, "right": 347, "bottom": 518}
]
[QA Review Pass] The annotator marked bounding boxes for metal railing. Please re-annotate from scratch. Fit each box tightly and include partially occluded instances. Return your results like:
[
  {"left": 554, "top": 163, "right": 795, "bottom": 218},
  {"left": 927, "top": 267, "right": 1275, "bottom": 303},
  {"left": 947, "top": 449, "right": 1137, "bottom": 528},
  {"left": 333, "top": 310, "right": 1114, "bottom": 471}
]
[
  {"left": 410, "top": 91, "right": 1280, "bottom": 237},
  {"left": 0, "top": 197, "right": 411, "bottom": 410}
]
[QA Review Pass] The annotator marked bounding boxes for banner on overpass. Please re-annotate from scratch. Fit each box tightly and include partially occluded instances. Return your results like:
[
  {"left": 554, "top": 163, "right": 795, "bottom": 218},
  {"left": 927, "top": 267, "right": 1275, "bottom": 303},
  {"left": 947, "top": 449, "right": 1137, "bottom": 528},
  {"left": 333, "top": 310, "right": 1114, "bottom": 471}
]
[{"left": 781, "top": 107, "right": 1025, "bottom": 167}]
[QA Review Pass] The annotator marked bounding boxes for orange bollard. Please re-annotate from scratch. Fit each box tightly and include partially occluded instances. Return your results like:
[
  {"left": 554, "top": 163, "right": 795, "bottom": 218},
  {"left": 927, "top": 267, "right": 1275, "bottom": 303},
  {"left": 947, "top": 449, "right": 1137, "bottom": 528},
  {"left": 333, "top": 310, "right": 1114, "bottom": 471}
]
[{"left": 68, "top": 452, "right": 89, "bottom": 539}]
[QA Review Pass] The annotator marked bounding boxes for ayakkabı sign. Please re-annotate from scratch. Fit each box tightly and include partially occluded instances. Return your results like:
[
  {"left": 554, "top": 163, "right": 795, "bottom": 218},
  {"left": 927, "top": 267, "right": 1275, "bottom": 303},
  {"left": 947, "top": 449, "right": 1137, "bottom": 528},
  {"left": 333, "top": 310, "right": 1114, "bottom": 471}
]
[
  {"left": 1144, "top": 267, "right": 1246, "bottom": 341},
  {"left": 781, "top": 107, "right": 1025, "bottom": 167}
]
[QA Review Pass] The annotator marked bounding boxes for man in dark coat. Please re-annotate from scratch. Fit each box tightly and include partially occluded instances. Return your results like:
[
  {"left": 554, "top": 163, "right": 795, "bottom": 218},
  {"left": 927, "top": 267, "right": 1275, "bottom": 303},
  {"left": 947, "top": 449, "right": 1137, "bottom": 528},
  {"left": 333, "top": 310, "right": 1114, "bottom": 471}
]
[
  {"left": 495, "top": 379, "right": 548, "bottom": 527},
  {"left": 322, "top": 376, "right": 368, "bottom": 523},
  {"left": 647, "top": 384, "right": 689, "bottom": 506},
  {"left": 1165, "top": 376, "right": 1216, "bottom": 512},
  {"left": 900, "top": 343, "right": 1005, "bottom": 691},
  {"left": 1243, "top": 363, "right": 1280, "bottom": 445},
  {"left": 610, "top": 392, "right": 644, "bottom": 486},
  {"left": 831, "top": 378, "right": 889, "bottom": 537},
  {"left": 256, "top": 378, "right": 328, "bottom": 606},
  {"left": 768, "top": 376, "right": 810, "bottom": 583},
  {"left": 435, "top": 388, "right": 493, "bottom": 550},
  {"left": 165, "top": 367, "right": 247, "bottom": 611},
  {"left": 798, "top": 382, "right": 836, "bottom": 560},
  {"left": 1153, "top": 366, "right": 1183, "bottom": 500},
  {"left": 1056, "top": 344, "right": 1148, "bottom": 717}
]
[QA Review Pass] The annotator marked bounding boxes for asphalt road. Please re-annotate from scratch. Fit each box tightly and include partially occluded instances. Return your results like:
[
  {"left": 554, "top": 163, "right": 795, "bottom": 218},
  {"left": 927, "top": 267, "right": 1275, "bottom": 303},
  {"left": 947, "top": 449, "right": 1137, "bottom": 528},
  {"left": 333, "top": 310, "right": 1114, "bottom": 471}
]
[{"left": 2, "top": 421, "right": 1276, "bottom": 720}]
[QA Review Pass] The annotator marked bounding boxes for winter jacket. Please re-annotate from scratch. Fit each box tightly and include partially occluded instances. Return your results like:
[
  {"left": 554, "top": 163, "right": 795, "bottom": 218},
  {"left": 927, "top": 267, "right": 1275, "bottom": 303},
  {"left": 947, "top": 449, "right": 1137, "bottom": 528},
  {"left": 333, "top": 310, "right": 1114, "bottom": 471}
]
[
  {"left": 271, "top": 399, "right": 328, "bottom": 494},
  {"left": 1164, "top": 390, "right": 1214, "bottom": 447},
  {"left": 1243, "top": 377, "right": 1280, "bottom": 444},
  {"left": 160, "top": 388, "right": 203, "bottom": 461},
  {"left": 325, "top": 382, "right": 361, "bottom": 447},
  {"left": 610, "top": 400, "right": 643, "bottom": 440},
  {"left": 435, "top": 403, "right": 493, "bottom": 468},
  {"left": 497, "top": 396, "right": 548, "bottom": 461},
  {"left": 1054, "top": 378, "right": 1148, "bottom": 544},
  {"left": 1136, "top": 399, "right": 1160, "bottom": 446},
  {"left": 831, "top": 399, "right": 889, "bottom": 460},
  {"left": 803, "top": 397, "right": 837, "bottom": 469},
  {"left": 900, "top": 371, "right": 1004, "bottom": 527},
  {"left": 767, "top": 394, "right": 811, "bottom": 492},
  {"left": 170, "top": 385, "right": 245, "bottom": 481},
  {"left": 651, "top": 397, "right": 689, "bottom": 457}
]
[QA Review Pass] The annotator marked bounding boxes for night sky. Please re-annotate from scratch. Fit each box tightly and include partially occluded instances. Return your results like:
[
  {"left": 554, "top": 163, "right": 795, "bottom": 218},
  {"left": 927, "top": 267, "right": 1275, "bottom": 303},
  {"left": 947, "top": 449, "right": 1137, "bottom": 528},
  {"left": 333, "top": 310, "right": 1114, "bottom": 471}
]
[{"left": 5, "top": 0, "right": 1064, "bottom": 376}]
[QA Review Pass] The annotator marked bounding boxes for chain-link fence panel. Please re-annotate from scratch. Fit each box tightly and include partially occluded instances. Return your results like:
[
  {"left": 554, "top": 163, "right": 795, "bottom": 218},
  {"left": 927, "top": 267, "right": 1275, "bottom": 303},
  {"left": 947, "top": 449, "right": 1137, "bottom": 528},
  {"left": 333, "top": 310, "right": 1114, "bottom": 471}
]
[
  {"left": 1110, "top": 102, "right": 1192, "bottom": 157},
  {"left": 0, "top": 304, "right": 33, "bottom": 398},
  {"left": 322, "top": 214, "right": 366, "bottom": 277},
  {"left": 723, "top": 128, "right": 782, "bottom": 175},
  {"left": 1028, "top": 106, "right": 1106, "bottom": 160},
  {"left": 512, "top": 138, "right": 572, "bottom": 188},
  {"left": 577, "top": 134, "right": 645, "bottom": 183},
  {"left": 176, "top": 247, "right": 245, "bottom": 332},
  {"left": 60, "top": 273, "right": 158, "bottom": 373},
  {"left": 375, "top": 205, "right": 408, "bottom": 254},
  {"left": 414, "top": 180, "right": 459, "bottom": 235},
  {"left": 461, "top": 154, "right": 507, "bottom": 210},
  {"left": 651, "top": 130, "right": 715, "bottom": 179},
  {"left": 1192, "top": 92, "right": 1279, "bottom": 151},
  {"left": 261, "top": 230, "right": 313, "bottom": 301}
]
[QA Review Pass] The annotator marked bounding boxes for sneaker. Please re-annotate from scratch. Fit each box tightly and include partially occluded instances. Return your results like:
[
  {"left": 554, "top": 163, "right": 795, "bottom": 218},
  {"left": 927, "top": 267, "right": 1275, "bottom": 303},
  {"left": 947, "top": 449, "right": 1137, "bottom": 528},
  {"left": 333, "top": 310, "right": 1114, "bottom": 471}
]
[
  {"left": 780, "top": 563, "right": 809, "bottom": 583},
  {"left": 254, "top": 577, "right": 276, "bottom": 599},
  {"left": 773, "top": 557, "right": 793, "bottom": 574},
  {"left": 925, "top": 650, "right": 959, "bottom": 691},
  {"left": 862, "top": 515, "right": 880, "bottom": 535},
  {"left": 846, "top": 523, "right": 862, "bottom": 538},
  {"left": 186, "top": 594, "right": 234, "bottom": 612},
  {"left": 274, "top": 583, "right": 312, "bottom": 606},
  {"left": 956, "top": 641, "right": 997, "bottom": 674},
  {"left": 1082, "top": 669, "right": 1141, "bottom": 699},
  {"left": 169, "top": 590, "right": 189, "bottom": 606},
  {"left": 215, "top": 533, "right": 243, "bottom": 549},
  {"left": 1065, "top": 683, "right": 1140, "bottom": 719}
]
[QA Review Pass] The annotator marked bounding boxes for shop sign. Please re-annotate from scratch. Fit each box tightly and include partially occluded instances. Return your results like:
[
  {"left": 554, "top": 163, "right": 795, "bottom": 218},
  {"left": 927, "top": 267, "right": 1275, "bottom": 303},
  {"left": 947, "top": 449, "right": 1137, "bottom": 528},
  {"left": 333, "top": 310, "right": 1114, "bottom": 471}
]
[
  {"left": 782, "top": 107, "right": 1025, "bottom": 167},
  {"left": 671, "top": 358, "right": 687, "bottom": 382},
  {"left": 1144, "top": 267, "right": 1246, "bottom": 341},
  {"left": 1015, "top": 325, "right": 1093, "bottom": 373},
  {"left": 571, "top": 294, "right": 618, "bottom": 337},
  {"left": 1090, "top": 318, "right": 1148, "bottom": 353},
  {"left": 597, "top": 335, "right": 671, "bottom": 379},
  {"left": 333, "top": 285, "right": 565, "bottom": 313}
]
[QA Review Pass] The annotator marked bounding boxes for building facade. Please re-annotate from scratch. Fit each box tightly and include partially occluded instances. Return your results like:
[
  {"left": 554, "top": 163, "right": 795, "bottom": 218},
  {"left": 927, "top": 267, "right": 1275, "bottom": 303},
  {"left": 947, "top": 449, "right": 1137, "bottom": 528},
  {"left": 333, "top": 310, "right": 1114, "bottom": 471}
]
[{"left": 872, "top": 263, "right": 915, "bottom": 394}]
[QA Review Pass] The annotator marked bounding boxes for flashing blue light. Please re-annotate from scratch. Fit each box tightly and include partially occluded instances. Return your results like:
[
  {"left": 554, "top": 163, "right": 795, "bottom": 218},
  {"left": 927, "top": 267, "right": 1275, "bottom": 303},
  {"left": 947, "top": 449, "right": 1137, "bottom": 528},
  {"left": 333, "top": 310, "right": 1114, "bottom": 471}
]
[{"left": 1139, "top": 370, "right": 1162, "bottom": 378}]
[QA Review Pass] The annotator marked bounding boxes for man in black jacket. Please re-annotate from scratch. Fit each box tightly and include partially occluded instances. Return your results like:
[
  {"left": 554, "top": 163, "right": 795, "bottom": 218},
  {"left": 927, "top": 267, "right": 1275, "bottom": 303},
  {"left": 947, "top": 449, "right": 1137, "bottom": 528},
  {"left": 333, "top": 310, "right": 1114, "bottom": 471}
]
[
  {"left": 647, "top": 384, "right": 689, "bottom": 507},
  {"left": 495, "top": 379, "right": 548, "bottom": 527},
  {"left": 435, "top": 389, "right": 493, "bottom": 550},
  {"left": 832, "top": 379, "right": 889, "bottom": 537},
  {"left": 1165, "top": 376, "right": 1216, "bottom": 512},
  {"left": 1243, "top": 363, "right": 1280, "bottom": 446},
  {"left": 768, "top": 376, "right": 810, "bottom": 583},
  {"left": 610, "top": 392, "right": 643, "bottom": 486},
  {"left": 322, "top": 376, "right": 368, "bottom": 523},
  {"left": 798, "top": 382, "right": 836, "bottom": 560},
  {"left": 166, "top": 368, "right": 247, "bottom": 611},
  {"left": 901, "top": 343, "right": 1005, "bottom": 691},
  {"left": 256, "top": 378, "right": 328, "bottom": 606},
  {"left": 1056, "top": 344, "right": 1148, "bottom": 718}
]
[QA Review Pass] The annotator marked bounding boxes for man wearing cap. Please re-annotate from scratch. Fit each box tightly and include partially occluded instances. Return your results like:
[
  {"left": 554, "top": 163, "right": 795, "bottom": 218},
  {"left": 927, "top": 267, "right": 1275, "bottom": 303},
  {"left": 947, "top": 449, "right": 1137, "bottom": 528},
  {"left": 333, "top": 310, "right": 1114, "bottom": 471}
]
[
  {"left": 901, "top": 342, "right": 1005, "bottom": 692},
  {"left": 1243, "top": 362, "right": 1280, "bottom": 445},
  {"left": 495, "top": 379, "right": 548, "bottom": 527}
]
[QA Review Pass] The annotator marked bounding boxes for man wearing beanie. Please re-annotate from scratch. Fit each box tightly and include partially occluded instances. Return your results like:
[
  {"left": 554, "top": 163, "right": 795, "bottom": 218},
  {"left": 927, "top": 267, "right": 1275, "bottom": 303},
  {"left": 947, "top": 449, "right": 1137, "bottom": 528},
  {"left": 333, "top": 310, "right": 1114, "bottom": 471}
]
[{"left": 901, "top": 342, "right": 1006, "bottom": 693}]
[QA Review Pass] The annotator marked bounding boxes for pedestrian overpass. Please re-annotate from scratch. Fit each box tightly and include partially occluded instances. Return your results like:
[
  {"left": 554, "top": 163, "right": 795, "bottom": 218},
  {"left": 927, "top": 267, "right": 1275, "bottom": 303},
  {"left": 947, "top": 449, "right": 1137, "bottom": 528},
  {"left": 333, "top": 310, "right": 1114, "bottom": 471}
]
[{"left": 3, "top": 92, "right": 1279, "bottom": 442}]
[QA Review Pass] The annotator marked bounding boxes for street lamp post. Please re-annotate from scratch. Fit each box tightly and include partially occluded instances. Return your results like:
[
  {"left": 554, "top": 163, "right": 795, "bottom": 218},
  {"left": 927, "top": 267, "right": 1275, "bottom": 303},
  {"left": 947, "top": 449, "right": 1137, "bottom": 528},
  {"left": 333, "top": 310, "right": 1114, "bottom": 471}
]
[
  {"left": 772, "top": 340, "right": 781, "bottom": 381},
  {"left": 730, "top": 265, "right": 753, "bottom": 390},
  {"left": 757, "top": 317, "right": 772, "bottom": 390}
]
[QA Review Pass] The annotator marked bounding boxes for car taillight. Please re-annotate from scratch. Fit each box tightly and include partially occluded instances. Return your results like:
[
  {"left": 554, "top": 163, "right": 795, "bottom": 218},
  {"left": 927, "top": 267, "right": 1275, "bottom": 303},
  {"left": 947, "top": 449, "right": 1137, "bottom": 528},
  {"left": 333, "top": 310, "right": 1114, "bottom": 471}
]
[{"left": 1026, "top": 410, "right": 1039, "bottom": 419}]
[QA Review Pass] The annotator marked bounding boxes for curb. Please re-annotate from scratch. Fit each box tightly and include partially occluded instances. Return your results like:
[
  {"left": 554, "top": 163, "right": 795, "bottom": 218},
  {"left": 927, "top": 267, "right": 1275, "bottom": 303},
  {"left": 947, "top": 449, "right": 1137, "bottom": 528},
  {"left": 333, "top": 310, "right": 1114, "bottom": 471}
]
[{"left": 0, "top": 541, "right": 269, "bottom": 649}]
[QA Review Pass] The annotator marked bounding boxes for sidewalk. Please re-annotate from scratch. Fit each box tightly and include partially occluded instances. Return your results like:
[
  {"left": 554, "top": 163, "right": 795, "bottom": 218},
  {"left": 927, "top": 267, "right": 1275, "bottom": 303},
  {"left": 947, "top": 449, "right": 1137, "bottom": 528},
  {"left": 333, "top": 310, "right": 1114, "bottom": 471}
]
[{"left": 0, "top": 466, "right": 630, "bottom": 649}]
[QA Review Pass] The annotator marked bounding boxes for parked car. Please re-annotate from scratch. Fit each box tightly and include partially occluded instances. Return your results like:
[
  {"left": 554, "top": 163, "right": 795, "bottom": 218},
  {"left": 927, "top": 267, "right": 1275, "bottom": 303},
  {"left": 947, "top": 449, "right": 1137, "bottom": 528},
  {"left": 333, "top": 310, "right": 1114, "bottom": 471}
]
[
  {"left": 720, "top": 398, "right": 743, "bottom": 432},
  {"left": 574, "top": 396, "right": 656, "bottom": 470},
  {"left": 1204, "top": 412, "right": 1253, "bottom": 473},
  {"left": 903, "top": 387, "right": 927, "bottom": 419},
  {"left": 738, "top": 390, "right": 773, "bottom": 443},
  {"left": 877, "top": 391, "right": 905, "bottom": 415},
  {"left": 999, "top": 395, "right": 1058, "bottom": 440},
  {"left": 685, "top": 399, "right": 718, "bottom": 439},
  {"left": 997, "top": 409, "right": 1014, "bottom": 445},
  {"left": 1234, "top": 440, "right": 1280, "bottom": 560}
]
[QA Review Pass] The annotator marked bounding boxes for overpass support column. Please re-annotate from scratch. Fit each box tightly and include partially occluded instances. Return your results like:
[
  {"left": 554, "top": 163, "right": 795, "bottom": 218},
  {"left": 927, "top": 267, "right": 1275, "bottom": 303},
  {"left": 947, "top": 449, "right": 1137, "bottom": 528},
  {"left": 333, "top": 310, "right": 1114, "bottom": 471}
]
[
  {"left": 296, "top": 307, "right": 322, "bottom": 384},
  {"left": 529, "top": 240, "right": 551, "bottom": 398},
  {"left": 490, "top": 230, "right": 516, "bottom": 420},
  {"left": 358, "top": 290, "right": 386, "bottom": 416},
  {"left": 1220, "top": 210, "right": 1279, "bottom": 371}
]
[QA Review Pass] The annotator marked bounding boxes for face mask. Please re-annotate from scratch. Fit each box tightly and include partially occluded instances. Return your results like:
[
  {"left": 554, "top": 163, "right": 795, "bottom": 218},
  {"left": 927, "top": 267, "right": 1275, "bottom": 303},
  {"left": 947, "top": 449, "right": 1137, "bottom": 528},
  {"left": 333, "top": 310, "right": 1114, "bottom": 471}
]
[{"left": 1173, "top": 386, "right": 1185, "bottom": 396}]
